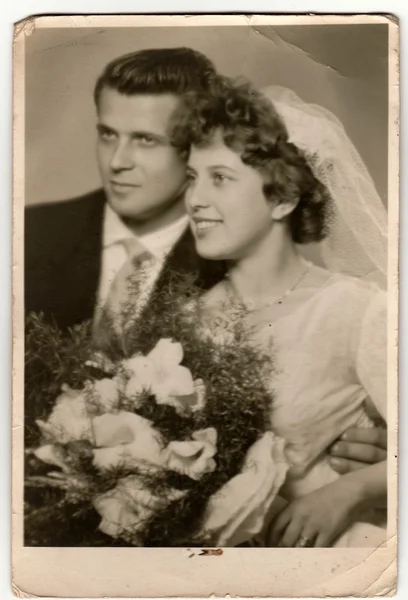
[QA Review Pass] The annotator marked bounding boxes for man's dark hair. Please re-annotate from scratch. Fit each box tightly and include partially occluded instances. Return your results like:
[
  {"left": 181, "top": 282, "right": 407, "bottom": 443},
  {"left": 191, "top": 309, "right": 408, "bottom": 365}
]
[{"left": 94, "top": 47, "right": 217, "bottom": 106}]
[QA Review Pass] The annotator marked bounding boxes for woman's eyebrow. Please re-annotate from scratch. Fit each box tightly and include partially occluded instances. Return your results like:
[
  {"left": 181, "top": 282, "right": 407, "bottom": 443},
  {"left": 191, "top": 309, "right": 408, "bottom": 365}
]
[{"left": 209, "top": 164, "right": 239, "bottom": 174}]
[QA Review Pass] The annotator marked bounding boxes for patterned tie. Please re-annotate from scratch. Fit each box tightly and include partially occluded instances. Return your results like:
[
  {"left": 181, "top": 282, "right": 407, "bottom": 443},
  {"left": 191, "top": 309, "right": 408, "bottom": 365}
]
[{"left": 92, "top": 237, "right": 158, "bottom": 352}]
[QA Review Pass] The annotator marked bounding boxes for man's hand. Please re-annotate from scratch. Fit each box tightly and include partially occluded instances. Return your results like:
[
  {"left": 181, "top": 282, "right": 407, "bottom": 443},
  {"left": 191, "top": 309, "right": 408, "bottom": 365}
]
[{"left": 328, "top": 427, "right": 387, "bottom": 474}]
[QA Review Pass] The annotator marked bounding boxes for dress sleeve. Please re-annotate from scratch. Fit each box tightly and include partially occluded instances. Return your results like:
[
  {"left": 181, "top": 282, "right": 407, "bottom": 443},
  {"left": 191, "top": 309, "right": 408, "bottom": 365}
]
[{"left": 355, "top": 289, "right": 387, "bottom": 420}]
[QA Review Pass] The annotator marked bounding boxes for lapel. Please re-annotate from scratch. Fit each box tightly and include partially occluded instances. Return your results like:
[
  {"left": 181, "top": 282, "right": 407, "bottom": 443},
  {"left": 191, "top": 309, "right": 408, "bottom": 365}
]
[
  {"left": 46, "top": 190, "right": 106, "bottom": 328},
  {"left": 65, "top": 191, "right": 106, "bottom": 326}
]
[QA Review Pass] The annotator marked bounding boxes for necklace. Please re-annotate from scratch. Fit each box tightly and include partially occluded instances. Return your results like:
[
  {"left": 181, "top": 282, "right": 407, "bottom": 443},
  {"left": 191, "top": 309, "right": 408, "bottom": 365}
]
[{"left": 225, "top": 260, "right": 312, "bottom": 312}]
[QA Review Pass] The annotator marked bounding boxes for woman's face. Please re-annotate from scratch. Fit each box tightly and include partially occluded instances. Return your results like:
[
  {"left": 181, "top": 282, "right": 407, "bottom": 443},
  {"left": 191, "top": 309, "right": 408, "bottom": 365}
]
[{"left": 185, "top": 131, "right": 274, "bottom": 261}]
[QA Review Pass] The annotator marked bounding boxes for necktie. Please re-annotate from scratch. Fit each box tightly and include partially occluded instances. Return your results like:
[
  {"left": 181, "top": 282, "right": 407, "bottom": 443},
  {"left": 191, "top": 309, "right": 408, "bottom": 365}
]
[{"left": 92, "top": 237, "right": 158, "bottom": 351}]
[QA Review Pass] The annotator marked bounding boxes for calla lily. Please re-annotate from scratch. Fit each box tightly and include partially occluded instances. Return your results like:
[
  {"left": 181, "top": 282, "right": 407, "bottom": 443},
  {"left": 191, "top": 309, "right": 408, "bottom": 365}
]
[
  {"left": 163, "top": 428, "right": 217, "bottom": 481},
  {"left": 123, "top": 357, "right": 152, "bottom": 399},
  {"left": 122, "top": 339, "right": 195, "bottom": 404},
  {"left": 33, "top": 444, "right": 71, "bottom": 473},
  {"left": 162, "top": 378, "right": 207, "bottom": 414},
  {"left": 93, "top": 476, "right": 185, "bottom": 541},
  {"left": 92, "top": 411, "right": 164, "bottom": 471},
  {"left": 86, "top": 377, "right": 121, "bottom": 412},
  {"left": 36, "top": 385, "right": 93, "bottom": 444}
]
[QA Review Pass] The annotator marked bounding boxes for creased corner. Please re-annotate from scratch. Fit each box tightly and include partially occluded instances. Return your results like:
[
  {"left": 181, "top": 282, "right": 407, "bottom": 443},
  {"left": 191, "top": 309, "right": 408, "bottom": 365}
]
[
  {"left": 362, "top": 556, "right": 397, "bottom": 597},
  {"left": 12, "top": 581, "right": 40, "bottom": 599},
  {"left": 13, "top": 17, "right": 36, "bottom": 42},
  {"left": 384, "top": 14, "right": 399, "bottom": 26}
]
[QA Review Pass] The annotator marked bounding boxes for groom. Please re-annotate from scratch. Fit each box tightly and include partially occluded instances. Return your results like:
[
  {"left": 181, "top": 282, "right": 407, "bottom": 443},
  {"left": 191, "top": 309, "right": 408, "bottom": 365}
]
[
  {"left": 25, "top": 46, "right": 386, "bottom": 473},
  {"left": 25, "top": 47, "right": 225, "bottom": 331}
]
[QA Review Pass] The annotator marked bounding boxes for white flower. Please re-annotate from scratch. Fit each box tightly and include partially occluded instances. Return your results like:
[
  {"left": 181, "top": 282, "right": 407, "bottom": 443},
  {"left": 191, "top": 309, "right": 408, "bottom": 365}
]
[
  {"left": 162, "top": 378, "right": 207, "bottom": 415},
  {"left": 93, "top": 476, "right": 185, "bottom": 541},
  {"left": 122, "top": 339, "right": 195, "bottom": 404},
  {"left": 86, "top": 377, "right": 121, "bottom": 412},
  {"left": 201, "top": 432, "right": 289, "bottom": 547},
  {"left": 33, "top": 444, "right": 71, "bottom": 473},
  {"left": 36, "top": 385, "right": 93, "bottom": 444},
  {"left": 92, "top": 411, "right": 164, "bottom": 471},
  {"left": 163, "top": 428, "right": 217, "bottom": 481},
  {"left": 85, "top": 351, "right": 116, "bottom": 375},
  {"left": 123, "top": 360, "right": 150, "bottom": 400}
]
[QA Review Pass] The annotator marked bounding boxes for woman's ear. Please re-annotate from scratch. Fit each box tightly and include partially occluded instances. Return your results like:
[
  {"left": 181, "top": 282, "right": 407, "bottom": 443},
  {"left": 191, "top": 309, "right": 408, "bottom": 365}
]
[{"left": 271, "top": 199, "right": 298, "bottom": 221}]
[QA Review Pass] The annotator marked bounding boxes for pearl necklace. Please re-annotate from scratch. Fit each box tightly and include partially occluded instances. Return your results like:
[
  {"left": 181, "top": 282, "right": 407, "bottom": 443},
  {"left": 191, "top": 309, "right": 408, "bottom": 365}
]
[{"left": 225, "top": 260, "right": 312, "bottom": 312}]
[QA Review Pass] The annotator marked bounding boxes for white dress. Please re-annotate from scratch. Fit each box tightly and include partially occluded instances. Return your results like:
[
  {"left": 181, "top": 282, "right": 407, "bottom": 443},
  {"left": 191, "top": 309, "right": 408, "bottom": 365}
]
[{"left": 199, "top": 269, "right": 387, "bottom": 547}]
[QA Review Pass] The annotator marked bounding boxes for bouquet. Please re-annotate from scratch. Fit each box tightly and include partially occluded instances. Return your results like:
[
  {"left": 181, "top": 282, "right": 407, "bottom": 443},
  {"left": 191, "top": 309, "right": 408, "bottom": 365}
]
[{"left": 24, "top": 271, "right": 288, "bottom": 547}]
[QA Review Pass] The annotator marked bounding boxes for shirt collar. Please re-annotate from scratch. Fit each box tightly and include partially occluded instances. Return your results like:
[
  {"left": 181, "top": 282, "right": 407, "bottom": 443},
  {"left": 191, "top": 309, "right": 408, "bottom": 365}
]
[
  {"left": 103, "top": 203, "right": 136, "bottom": 249},
  {"left": 102, "top": 203, "right": 188, "bottom": 258}
]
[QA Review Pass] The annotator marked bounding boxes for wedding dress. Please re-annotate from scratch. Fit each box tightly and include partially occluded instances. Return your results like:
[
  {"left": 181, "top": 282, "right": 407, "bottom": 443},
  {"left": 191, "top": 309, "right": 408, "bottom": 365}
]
[{"left": 197, "top": 265, "right": 387, "bottom": 547}]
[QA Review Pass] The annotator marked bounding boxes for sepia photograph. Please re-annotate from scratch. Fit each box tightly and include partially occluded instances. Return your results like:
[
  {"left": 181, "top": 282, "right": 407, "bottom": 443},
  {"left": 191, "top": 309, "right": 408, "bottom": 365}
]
[{"left": 12, "top": 13, "right": 398, "bottom": 598}]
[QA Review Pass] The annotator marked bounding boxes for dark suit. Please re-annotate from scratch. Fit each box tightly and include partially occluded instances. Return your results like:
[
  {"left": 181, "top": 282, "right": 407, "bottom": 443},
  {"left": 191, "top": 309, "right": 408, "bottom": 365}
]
[{"left": 25, "top": 188, "right": 226, "bottom": 329}]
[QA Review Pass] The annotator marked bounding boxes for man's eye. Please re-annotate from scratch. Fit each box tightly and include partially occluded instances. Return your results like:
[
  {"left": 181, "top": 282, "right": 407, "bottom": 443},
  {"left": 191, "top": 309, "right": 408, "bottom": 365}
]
[
  {"left": 186, "top": 173, "right": 197, "bottom": 185},
  {"left": 99, "top": 130, "right": 116, "bottom": 142}
]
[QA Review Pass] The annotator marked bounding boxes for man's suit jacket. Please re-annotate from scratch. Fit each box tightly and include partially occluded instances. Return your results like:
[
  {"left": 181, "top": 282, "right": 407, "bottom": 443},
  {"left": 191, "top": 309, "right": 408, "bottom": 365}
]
[{"left": 25, "top": 188, "right": 226, "bottom": 329}]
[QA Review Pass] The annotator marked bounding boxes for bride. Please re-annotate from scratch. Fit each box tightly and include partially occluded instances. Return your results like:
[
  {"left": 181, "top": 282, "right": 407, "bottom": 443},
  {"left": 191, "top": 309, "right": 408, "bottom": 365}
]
[{"left": 170, "top": 76, "right": 388, "bottom": 548}]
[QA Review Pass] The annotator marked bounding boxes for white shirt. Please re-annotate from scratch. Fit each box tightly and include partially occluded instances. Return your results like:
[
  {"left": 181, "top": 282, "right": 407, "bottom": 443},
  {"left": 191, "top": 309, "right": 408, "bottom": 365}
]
[{"left": 97, "top": 203, "right": 188, "bottom": 306}]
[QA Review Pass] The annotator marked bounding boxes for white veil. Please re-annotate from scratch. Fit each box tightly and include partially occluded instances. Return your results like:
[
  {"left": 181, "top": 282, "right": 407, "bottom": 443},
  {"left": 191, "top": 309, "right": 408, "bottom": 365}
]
[{"left": 262, "top": 86, "right": 388, "bottom": 290}]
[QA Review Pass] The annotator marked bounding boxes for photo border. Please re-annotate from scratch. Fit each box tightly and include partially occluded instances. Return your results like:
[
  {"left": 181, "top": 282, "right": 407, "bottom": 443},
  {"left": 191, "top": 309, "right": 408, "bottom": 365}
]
[{"left": 12, "top": 14, "right": 399, "bottom": 598}]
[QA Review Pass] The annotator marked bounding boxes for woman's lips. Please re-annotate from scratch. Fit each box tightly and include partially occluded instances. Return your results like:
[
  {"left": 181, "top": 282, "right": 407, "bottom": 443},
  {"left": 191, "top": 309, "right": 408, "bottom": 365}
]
[{"left": 192, "top": 219, "right": 223, "bottom": 237}]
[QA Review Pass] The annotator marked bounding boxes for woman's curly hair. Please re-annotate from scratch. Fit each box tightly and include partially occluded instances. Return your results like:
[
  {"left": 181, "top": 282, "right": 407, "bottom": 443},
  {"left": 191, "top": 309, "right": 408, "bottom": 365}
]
[{"left": 171, "top": 75, "right": 331, "bottom": 244}]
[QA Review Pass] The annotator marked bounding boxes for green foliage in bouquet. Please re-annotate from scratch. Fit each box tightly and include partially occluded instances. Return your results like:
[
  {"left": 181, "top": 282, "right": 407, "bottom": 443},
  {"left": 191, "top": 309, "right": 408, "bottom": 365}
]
[
  {"left": 24, "top": 269, "right": 276, "bottom": 547},
  {"left": 25, "top": 314, "right": 93, "bottom": 447}
]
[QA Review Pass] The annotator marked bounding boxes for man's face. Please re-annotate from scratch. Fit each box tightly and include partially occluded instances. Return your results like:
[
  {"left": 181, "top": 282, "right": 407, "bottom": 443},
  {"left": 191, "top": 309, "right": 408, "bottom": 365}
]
[{"left": 96, "top": 88, "right": 187, "bottom": 221}]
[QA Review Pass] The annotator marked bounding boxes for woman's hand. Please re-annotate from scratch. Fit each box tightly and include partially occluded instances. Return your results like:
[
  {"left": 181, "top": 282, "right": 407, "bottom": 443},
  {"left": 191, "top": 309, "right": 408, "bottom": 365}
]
[{"left": 267, "top": 479, "right": 364, "bottom": 548}]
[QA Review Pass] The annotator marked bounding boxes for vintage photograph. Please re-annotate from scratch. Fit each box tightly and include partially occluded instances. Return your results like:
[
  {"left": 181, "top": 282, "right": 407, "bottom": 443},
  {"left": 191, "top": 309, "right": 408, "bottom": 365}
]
[{"left": 13, "top": 13, "right": 398, "bottom": 598}]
